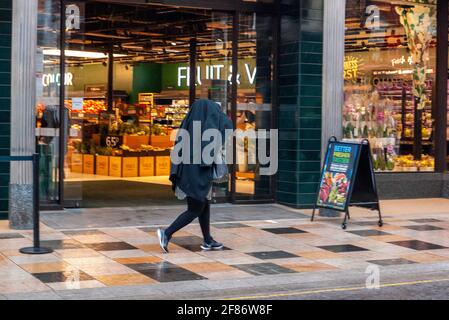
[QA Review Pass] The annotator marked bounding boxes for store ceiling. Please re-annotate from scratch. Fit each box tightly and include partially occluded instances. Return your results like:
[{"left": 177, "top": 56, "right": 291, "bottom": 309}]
[
  {"left": 345, "top": 0, "right": 438, "bottom": 53},
  {"left": 39, "top": 1, "right": 261, "bottom": 66}
]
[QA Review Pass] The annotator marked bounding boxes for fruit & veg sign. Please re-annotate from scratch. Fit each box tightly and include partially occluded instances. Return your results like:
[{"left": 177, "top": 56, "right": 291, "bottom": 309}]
[{"left": 317, "top": 141, "right": 360, "bottom": 211}]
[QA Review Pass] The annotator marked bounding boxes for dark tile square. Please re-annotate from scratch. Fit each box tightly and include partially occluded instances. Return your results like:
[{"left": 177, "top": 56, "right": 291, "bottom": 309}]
[
  {"left": 410, "top": 219, "right": 442, "bottom": 223},
  {"left": 32, "top": 270, "right": 93, "bottom": 283},
  {"left": 319, "top": 244, "right": 369, "bottom": 253},
  {"left": 367, "top": 258, "right": 416, "bottom": 266},
  {"left": 40, "top": 240, "right": 84, "bottom": 250},
  {"left": 171, "top": 236, "right": 231, "bottom": 252},
  {"left": 140, "top": 268, "right": 206, "bottom": 282},
  {"left": 232, "top": 263, "right": 296, "bottom": 276},
  {"left": 85, "top": 242, "right": 138, "bottom": 251},
  {"left": 172, "top": 236, "right": 203, "bottom": 246},
  {"left": 348, "top": 230, "right": 391, "bottom": 237},
  {"left": 262, "top": 227, "right": 307, "bottom": 235},
  {"left": 127, "top": 261, "right": 179, "bottom": 271},
  {"left": 212, "top": 223, "right": 249, "bottom": 229},
  {"left": 129, "top": 261, "right": 205, "bottom": 282},
  {"left": 0, "top": 233, "right": 24, "bottom": 239},
  {"left": 389, "top": 240, "right": 447, "bottom": 251},
  {"left": 62, "top": 229, "right": 105, "bottom": 236},
  {"left": 354, "top": 221, "right": 385, "bottom": 226},
  {"left": 404, "top": 225, "right": 445, "bottom": 231},
  {"left": 247, "top": 251, "right": 298, "bottom": 260}
]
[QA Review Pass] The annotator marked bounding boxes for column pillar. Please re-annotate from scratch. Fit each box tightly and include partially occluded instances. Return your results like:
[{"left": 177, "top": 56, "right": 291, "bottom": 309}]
[
  {"left": 321, "top": 0, "right": 345, "bottom": 151},
  {"left": 320, "top": 0, "right": 345, "bottom": 217},
  {"left": 9, "top": 0, "right": 38, "bottom": 229}
]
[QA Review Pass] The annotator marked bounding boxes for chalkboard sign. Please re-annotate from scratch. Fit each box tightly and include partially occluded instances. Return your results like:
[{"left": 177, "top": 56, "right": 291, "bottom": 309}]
[{"left": 312, "top": 137, "right": 383, "bottom": 229}]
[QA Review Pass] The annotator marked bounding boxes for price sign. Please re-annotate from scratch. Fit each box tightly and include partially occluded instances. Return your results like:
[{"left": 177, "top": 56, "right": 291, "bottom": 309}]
[
  {"left": 72, "top": 97, "right": 84, "bottom": 111},
  {"left": 102, "top": 135, "right": 123, "bottom": 148},
  {"left": 138, "top": 93, "right": 154, "bottom": 107}
]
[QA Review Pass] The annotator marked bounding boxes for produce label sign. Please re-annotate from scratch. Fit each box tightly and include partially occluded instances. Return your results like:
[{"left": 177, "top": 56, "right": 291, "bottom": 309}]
[{"left": 317, "top": 142, "right": 360, "bottom": 211}]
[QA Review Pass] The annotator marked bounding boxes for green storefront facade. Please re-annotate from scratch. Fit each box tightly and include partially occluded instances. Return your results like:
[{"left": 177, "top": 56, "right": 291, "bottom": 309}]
[{"left": 0, "top": 0, "right": 11, "bottom": 219}]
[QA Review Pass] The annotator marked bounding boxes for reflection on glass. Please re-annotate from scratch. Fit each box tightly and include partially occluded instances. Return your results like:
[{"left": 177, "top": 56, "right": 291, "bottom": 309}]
[
  {"left": 36, "top": 0, "right": 61, "bottom": 203},
  {"left": 344, "top": 0, "right": 437, "bottom": 172},
  {"left": 193, "top": 12, "right": 234, "bottom": 200},
  {"left": 235, "top": 12, "right": 273, "bottom": 199}
]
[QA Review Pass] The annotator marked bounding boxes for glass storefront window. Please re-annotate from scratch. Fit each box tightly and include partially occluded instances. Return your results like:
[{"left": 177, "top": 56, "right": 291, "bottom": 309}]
[
  {"left": 34, "top": 0, "right": 277, "bottom": 208},
  {"left": 36, "top": 0, "right": 61, "bottom": 203},
  {"left": 235, "top": 12, "right": 274, "bottom": 200},
  {"left": 344, "top": 0, "right": 437, "bottom": 172}
]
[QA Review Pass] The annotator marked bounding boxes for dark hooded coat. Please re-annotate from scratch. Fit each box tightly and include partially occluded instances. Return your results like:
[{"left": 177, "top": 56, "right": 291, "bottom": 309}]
[{"left": 169, "top": 99, "right": 233, "bottom": 201}]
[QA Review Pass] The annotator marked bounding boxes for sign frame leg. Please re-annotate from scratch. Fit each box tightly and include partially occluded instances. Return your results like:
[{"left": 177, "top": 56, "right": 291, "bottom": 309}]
[{"left": 342, "top": 209, "right": 350, "bottom": 230}]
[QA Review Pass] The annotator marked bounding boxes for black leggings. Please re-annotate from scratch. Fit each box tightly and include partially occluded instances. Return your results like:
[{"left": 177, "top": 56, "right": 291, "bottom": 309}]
[{"left": 165, "top": 197, "right": 212, "bottom": 243}]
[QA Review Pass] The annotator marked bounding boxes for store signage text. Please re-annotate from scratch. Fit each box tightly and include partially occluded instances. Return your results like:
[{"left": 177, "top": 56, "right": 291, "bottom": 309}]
[
  {"left": 344, "top": 56, "right": 360, "bottom": 80},
  {"left": 391, "top": 55, "right": 413, "bottom": 67},
  {"left": 42, "top": 72, "right": 74, "bottom": 87},
  {"left": 177, "top": 64, "right": 257, "bottom": 87},
  {"left": 66, "top": 4, "right": 80, "bottom": 30}
]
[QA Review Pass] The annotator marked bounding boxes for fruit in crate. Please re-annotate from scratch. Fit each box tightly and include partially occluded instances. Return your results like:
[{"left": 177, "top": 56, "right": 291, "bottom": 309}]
[
  {"left": 140, "top": 145, "right": 155, "bottom": 151},
  {"left": 393, "top": 114, "right": 402, "bottom": 122},
  {"left": 419, "top": 155, "right": 434, "bottom": 169},
  {"left": 83, "top": 100, "right": 106, "bottom": 114},
  {"left": 422, "top": 128, "right": 432, "bottom": 139},
  {"left": 405, "top": 113, "right": 414, "bottom": 122},
  {"left": 405, "top": 128, "right": 413, "bottom": 138}
]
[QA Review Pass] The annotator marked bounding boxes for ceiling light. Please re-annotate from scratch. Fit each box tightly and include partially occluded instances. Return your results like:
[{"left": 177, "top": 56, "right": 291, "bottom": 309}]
[
  {"left": 171, "top": 42, "right": 177, "bottom": 46},
  {"left": 43, "top": 49, "right": 126, "bottom": 59}
]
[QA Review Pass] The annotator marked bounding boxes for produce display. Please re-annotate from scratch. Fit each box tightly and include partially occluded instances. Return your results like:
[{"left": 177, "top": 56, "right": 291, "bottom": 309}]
[
  {"left": 344, "top": 85, "right": 435, "bottom": 172},
  {"left": 66, "top": 99, "right": 107, "bottom": 114},
  {"left": 393, "top": 155, "right": 434, "bottom": 172},
  {"left": 343, "top": 91, "right": 397, "bottom": 140}
]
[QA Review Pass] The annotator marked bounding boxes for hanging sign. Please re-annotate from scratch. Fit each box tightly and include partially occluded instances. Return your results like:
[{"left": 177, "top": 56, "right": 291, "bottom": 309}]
[{"left": 312, "top": 137, "right": 383, "bottom": 229}]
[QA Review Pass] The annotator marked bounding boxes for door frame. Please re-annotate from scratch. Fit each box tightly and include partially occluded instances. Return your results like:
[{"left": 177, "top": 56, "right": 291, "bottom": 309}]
[{"left": 58, "top": 0, "right": 280, "bottom": 207}]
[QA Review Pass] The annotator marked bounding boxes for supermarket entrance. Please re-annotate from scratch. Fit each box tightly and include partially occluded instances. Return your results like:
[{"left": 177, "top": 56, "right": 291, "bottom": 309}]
[{"left": 37, "top": 0, "right": 277, "bottom": 209}]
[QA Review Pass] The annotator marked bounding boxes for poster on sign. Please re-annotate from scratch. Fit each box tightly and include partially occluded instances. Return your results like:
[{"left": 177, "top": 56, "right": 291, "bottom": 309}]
[{"left": 316, "top": 142, "right": 360, "bottom": 211}]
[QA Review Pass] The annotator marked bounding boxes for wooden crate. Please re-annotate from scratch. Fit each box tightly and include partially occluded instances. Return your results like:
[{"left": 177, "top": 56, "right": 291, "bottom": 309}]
[
  {"left": 109, "top": 156, "right": 122, "bottom": 177},
  {"left": 139, "top": 156, "right": 155, "bottom": 176},
  {"left": 123, "top": 135, "right": 149, "bottom": 149},
  {"left": 83, "top": 154, "right": 95, "bottom": 174},
  {"left": 150, "top": 135, "right": 174, "bottom": 148},
  {"left": 155, "top": 156, "right": 171, "bottom": 176},
  {"left": 71, "top": 153, "right": 83, "bottom": 173},
  {"left": 122, "top": 157, "right": 139, "bottom": 177},
  {"left": 96, "top": 155, "right": 109, "bottom": 176}
]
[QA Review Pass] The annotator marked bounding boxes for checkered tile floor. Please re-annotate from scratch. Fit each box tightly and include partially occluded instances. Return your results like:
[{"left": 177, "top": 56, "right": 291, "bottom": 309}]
[{"left": 2, "top": 206, "right": 449, "bottom": 294}]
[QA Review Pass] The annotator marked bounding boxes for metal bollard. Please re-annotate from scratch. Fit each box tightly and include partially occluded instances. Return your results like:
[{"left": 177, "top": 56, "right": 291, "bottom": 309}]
[{"left": 19, "top": 153, "right": 53, "bottom": 255}]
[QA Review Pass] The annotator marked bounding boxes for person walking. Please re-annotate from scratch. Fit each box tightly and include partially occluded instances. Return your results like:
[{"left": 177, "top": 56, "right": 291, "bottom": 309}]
[{"left": 157, "top": 99, "right": 232, "bottom": 253}]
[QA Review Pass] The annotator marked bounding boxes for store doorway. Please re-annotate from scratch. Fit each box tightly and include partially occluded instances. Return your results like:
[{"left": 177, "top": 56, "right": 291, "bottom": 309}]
[{"left": 36, "top": 0, "right": 277, "bottom": 209}]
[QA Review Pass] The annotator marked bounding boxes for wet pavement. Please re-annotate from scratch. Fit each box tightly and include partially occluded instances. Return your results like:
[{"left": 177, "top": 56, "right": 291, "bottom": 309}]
[{"left": 1, "top": 199, "right": 449, "bottom": 299}]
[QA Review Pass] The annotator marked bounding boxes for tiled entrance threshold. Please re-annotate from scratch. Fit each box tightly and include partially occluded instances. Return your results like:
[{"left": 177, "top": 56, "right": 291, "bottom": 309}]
[{"left": 1, "top": 199, "right": 449, "bottom": 295}]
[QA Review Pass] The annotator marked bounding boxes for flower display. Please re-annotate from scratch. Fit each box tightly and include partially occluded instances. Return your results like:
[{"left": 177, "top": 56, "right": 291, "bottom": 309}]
[{"left": 395, "top": 5, "right": 436, "bottom": 110}]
